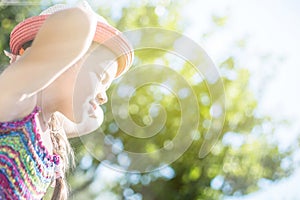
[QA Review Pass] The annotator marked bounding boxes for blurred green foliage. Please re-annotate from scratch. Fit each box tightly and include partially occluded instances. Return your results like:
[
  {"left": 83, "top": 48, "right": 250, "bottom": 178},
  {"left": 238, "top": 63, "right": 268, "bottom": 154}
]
[
  {"left": 0, "top": 1, "right": 294, "bottom": 200},
  {"left": 0, "top": 4, "right": 38, "bottom": 69}
]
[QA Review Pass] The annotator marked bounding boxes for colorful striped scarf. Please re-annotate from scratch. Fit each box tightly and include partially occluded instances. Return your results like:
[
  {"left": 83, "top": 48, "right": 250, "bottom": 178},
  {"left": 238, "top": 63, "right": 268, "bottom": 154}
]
[{"left": 0, "top": 107, "right": 59, "bottom": 200}]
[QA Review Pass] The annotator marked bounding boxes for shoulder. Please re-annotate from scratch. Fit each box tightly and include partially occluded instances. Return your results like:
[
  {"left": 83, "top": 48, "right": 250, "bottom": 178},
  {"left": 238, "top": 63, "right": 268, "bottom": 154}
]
[{"left": 0, "top": 91, "right": 37, "bottom": 122}]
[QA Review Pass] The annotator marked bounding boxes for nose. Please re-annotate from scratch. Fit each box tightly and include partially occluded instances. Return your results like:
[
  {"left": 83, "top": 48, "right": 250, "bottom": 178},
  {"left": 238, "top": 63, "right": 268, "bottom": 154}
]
[{"left": 96, "top": 92, "right": 108, "bottom": 105}]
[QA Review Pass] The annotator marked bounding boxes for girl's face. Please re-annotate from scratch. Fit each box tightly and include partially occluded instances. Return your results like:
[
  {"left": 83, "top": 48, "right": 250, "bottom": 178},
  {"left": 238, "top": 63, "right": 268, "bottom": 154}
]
[{"left": 72, "top": 44, "right": 118, "bottom": 134}]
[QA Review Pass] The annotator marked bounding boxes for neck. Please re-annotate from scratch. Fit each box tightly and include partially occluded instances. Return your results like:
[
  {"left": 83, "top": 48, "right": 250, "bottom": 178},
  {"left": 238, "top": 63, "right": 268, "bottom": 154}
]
[{"left": 37, "top": 91, "right": 52, "bottom": 131}]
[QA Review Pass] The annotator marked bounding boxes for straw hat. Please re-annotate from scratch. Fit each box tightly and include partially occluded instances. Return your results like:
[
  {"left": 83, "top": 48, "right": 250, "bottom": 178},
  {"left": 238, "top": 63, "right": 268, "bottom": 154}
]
[{"left": 9, "top": 1, "right": 133, "bottom": 78}]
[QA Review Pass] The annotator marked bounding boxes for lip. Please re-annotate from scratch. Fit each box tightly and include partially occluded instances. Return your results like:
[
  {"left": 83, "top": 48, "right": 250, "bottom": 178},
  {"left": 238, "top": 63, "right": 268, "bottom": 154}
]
[
  {"left": 88, "top": 109, "right": 100, "bottom": 119},
  {"left": 88, "top": 100, "right": 103, "bottom": 119},
  {"left": 89, "top": 114, "right": 97, "bottom": 118},
  {"left": 89, "top": 100, "right": 98, "bottom": 110}
]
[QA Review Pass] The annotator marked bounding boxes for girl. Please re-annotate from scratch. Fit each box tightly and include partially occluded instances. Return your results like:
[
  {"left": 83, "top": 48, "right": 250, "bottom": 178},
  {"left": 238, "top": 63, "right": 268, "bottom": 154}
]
[{"left": 0, "top": 2, "right": 133, "bottom": 200}]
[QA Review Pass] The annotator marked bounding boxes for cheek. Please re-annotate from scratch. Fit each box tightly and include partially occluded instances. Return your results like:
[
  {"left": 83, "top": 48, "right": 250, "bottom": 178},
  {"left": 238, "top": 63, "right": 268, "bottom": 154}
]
[{"left": 72, "top": 72, "right": 98, "bottom": 122}]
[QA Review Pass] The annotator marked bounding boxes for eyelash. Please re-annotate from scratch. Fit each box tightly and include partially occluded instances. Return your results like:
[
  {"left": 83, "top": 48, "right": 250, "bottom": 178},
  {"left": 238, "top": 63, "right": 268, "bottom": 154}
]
[
  {"left": 95, "top": 73, "right": 102, "bottom": 82},
  {"left": 95, "top": 72, "right": 110, "bottom": 89}
]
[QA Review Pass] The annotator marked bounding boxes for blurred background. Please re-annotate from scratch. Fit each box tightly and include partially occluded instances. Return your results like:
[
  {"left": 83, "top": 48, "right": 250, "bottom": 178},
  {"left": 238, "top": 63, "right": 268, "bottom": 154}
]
[{"left": 1, "top": 0, "right": 300, "bottom": 199}]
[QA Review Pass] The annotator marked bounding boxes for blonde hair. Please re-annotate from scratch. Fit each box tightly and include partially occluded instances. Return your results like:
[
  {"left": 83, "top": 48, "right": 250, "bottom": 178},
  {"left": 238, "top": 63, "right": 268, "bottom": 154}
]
[{"left": 49, "top": 113, "right": 74, "bottom": 200}]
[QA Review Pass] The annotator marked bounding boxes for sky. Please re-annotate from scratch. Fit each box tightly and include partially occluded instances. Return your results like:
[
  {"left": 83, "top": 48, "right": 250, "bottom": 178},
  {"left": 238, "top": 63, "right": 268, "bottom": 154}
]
[{"left": 183, "top": 0, "right": 300, "bottom": 199}]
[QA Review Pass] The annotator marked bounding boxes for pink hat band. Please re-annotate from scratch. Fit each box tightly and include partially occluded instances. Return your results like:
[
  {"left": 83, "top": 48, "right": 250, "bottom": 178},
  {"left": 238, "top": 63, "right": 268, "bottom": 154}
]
[{"left": 10, "top": 14, "right": 133, "bottom": 78}]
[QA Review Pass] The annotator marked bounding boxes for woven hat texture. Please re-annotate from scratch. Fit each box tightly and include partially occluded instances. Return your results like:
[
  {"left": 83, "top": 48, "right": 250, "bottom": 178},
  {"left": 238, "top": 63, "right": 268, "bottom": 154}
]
[{"left": 10, "top": 2, "right": 133, "bottom": 78}]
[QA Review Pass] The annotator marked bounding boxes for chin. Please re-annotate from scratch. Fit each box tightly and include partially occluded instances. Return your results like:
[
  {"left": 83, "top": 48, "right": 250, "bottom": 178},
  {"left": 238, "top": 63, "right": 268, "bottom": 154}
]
[{"left": 77, "top": 106, "right": 104, "bottom": 135}]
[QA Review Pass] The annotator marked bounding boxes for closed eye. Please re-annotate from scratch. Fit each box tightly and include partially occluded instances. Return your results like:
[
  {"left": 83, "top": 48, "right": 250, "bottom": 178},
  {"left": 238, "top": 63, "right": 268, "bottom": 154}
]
[
  {"left": 98, "top": 71, "right": 111, "bottom": 85},
  {"left": 95, "top": 71, "right": 111, "bottom": 90},
  {"left": 95, "top": 73, "right": 102, "bottom": 82}
]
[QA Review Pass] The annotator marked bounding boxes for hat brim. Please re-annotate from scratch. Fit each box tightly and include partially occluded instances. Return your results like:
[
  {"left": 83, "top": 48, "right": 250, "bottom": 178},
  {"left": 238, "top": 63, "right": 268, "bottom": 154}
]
[{"left": 10, "top": 14, "right": 133, "bottom": 78}]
